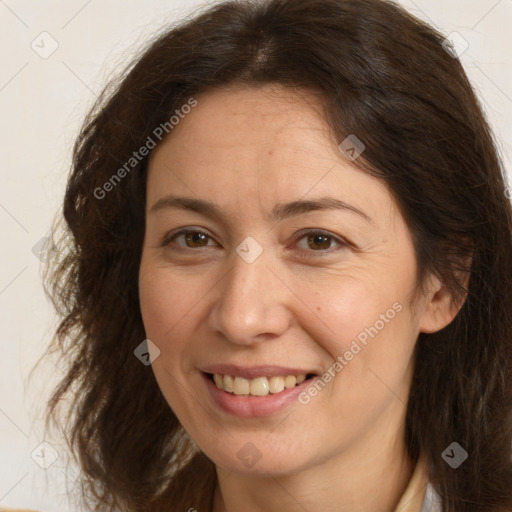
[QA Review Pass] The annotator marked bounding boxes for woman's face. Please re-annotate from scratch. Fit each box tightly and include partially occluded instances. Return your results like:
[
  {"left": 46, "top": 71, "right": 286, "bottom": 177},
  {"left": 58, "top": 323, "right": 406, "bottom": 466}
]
[{"left": 139, "top": 85, "right": 445, "bottom": 476}]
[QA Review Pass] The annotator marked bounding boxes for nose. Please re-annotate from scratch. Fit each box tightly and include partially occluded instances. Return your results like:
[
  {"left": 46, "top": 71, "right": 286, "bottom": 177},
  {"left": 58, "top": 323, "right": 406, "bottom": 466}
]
[{"left": 208, "top": 247, "right": 292, "bottom": 345}]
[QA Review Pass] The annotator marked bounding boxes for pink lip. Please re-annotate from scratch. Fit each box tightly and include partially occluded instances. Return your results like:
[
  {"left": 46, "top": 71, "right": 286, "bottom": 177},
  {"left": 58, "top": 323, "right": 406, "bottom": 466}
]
[
  {"left": 201, "top": 371, "right": 313, "bottom": 417},
  {"left": 200, "top": 363, "right": 315, "bottom": 380}
]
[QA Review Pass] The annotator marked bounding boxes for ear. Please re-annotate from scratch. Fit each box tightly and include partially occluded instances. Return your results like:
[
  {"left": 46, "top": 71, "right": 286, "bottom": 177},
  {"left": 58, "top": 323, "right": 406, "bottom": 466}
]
[{"left": 418, "top": 273, "right": 469, "bottom": 334}]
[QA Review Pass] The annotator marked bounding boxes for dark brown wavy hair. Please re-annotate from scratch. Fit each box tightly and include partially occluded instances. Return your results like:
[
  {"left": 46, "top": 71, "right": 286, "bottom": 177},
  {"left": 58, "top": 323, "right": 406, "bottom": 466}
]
[{"left": 44, "top": 0, "right": 512, "bottom": 510}]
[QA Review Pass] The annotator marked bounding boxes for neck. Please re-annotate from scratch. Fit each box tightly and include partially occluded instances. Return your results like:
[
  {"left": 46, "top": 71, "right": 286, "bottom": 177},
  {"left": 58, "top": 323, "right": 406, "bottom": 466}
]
[{"left": 212, "top": 416, "right": 415, "bottom": 512}]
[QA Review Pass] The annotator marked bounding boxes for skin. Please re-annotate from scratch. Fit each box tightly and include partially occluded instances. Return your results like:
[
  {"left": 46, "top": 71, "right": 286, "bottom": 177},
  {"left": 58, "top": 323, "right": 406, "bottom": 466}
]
[{"left": 138, "top": 84, "right": 461, "bottom": 512}]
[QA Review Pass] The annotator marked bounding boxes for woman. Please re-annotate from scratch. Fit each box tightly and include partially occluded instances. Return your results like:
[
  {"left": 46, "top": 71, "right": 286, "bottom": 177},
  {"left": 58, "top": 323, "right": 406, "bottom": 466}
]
[{"left": 44, "top": 0, "right": 512, "bottom": 510}]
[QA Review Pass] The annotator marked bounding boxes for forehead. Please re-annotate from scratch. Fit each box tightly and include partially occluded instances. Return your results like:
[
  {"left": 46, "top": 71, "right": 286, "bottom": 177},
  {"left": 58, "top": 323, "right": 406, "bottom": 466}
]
[
  {"left": 149, "top": 85, "right": 332, "bottom": 168},
  {"left": 146, "top": 85, "right": 395, "bottom": 225}
]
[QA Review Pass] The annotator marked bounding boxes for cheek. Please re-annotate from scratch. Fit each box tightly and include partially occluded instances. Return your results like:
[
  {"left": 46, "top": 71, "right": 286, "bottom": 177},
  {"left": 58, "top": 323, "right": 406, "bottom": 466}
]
[
  {"left": 138, "top": 265, "right": 206, "bottom": 410},
  {"left": 294, "top": 274, "right": 406, "bottom": 356},
  {"left": 328, "top": 296, "right": 416, "bottom": 421},
  {"left": 292, "top": 268, "right": 417, "bottom": 404},
  {"left": 139, "top": 264, "right": 209, "bottom": 342}
]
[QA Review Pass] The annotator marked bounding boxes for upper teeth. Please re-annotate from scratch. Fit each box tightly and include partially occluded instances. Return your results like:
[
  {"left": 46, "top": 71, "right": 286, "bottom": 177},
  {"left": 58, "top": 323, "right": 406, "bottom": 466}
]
[{"left": 213, "top": 373, "right": 307, "bottom": 396}]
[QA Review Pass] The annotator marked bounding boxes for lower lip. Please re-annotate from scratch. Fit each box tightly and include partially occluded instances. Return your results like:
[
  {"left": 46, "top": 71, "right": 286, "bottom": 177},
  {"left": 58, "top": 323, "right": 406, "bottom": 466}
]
[{"left": 202, "top": 372, "right": 313, "bottom": 417}]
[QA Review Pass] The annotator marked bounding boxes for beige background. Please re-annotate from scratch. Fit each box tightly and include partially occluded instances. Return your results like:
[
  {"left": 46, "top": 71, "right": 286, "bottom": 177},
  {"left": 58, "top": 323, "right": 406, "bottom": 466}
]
[{"left": 0, "top": 0, "right": 511, "bottom": 510}]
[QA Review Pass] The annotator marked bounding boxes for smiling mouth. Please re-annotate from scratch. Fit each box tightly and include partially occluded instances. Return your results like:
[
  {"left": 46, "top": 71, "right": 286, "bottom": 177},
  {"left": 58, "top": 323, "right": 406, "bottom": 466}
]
[{"left": 206, "top": 372, "right": 316, "bottom": 396}]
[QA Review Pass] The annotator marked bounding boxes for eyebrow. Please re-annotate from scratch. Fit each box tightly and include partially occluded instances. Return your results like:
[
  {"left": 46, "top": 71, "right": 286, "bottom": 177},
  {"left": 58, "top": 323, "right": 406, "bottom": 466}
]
[{"left": 149, "top": 195, "right": 374, "bottom": 225}]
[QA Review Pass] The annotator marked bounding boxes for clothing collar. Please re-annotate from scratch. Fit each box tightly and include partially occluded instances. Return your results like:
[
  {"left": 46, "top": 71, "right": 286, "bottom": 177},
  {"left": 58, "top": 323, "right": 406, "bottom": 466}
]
[{"left": 393, "top": 456, "right": 442, "bottom": 512}]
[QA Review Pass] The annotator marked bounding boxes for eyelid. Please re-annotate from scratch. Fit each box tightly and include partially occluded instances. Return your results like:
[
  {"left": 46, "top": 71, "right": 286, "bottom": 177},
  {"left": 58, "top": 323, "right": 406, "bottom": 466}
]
[
  {"left": 160, "top": 227, "right": 351, "bottom": 253},
  {"left": 161, "top": 227, "right": 218, "bottom": 248},
  {"left": 291, "top": 228, "right": 350, "bottom": 253}
]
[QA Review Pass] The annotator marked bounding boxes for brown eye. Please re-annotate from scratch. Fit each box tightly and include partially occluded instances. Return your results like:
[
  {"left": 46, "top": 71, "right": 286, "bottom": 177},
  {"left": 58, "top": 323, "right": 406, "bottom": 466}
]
[
  {"left": 294, "top": 230, "right": 347, "bottom": 255},
  {"left": 163, "top": 229, "right": 215, "bottom": 249},
  {"left": 184, "top": 231, "right": 209, "bottom": 247},
  {"left": 307, "top": 234, "right": 333, "bottom": 250}
]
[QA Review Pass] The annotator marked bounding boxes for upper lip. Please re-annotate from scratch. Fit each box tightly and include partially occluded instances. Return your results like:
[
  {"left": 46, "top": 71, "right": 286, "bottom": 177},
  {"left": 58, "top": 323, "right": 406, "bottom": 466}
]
[{"left": 200, "top": 364, "right": 316, "bottom": 380}]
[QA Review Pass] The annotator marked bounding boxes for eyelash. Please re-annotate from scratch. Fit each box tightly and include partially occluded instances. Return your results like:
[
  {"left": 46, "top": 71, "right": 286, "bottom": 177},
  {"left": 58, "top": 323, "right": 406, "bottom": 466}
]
[{"left": 161, "top": 228, "right": 349, "bottom": 256}]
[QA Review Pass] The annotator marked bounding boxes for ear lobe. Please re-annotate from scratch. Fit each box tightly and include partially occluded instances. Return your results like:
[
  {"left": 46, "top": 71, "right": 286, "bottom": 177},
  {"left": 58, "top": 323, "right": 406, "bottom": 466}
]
[{"left": 418, "top": 274, "right": 468, "bottom": 334}]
